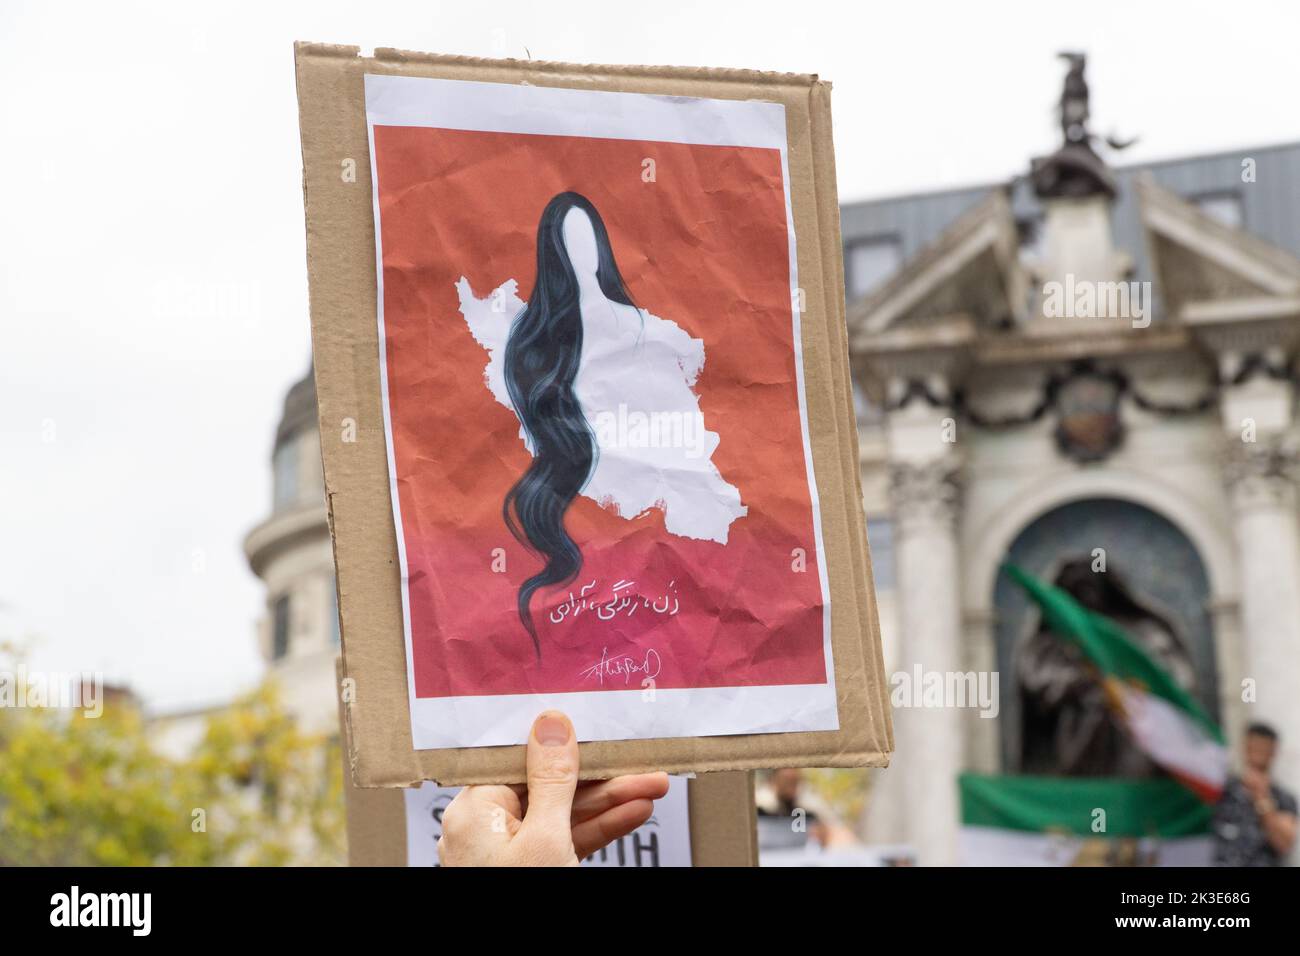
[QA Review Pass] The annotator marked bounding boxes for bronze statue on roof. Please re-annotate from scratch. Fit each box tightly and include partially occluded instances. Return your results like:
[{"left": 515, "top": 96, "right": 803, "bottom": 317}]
[{"left": 1031, "top": 52, "right": 1134, "bottom": 201}]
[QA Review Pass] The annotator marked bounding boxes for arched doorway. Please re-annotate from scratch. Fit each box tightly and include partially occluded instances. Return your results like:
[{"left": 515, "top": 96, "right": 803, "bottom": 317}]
[{"left": 993, "top": 498, "right": 1219, "bottom": 772}]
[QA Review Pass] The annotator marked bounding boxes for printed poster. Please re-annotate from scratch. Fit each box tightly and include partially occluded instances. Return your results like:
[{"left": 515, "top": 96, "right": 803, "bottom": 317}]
[{"left": 366, "top": 74, "right": 837, "bottom": 749}]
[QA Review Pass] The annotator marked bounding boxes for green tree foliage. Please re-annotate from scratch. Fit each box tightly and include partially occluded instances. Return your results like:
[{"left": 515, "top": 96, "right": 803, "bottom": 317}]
[
  {"left": 0, "top": 698, "right": 217, "bottom": 865},
  {"left": 0, "top": 651, "right": 344, "bottom": 866},
  {"left": 189, "top": 683, "right": 345, "bottom": 866}
]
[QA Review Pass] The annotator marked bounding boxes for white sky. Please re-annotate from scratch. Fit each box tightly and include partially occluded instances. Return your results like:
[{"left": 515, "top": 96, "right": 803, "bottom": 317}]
[{"left": 3, "top": 0, "right": 1299, "bottom": 712}]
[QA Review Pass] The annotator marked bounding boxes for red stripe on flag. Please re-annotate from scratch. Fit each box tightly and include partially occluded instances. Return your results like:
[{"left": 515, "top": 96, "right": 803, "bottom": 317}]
[{"left": 1168, "top": 769, "right": 1223, "bottom": 804}]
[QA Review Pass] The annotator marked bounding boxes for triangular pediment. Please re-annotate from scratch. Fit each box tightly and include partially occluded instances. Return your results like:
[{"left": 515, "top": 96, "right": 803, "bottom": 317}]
[
  {"left": 846, "top": 191, "right": 1023, "bottom": 350},
  {"left": 1139, "top": 175, "right": 1300, "bottom": 317}
]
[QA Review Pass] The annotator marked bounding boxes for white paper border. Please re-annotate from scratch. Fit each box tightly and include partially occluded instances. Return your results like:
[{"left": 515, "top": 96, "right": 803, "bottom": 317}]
[{"left": 364, "top": 73, "right": 837, "bottom": 749}]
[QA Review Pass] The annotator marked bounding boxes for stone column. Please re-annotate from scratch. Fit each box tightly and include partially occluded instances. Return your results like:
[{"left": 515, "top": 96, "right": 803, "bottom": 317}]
[
  {"left": 964, "top": 609, "right": 1001, "bottom": 776},
  {"left": 1224, "top": 436, "right": 1300, "bottom": 792},
  {"left": 889, "top": 457, "right": 965, "bottom": 866}
]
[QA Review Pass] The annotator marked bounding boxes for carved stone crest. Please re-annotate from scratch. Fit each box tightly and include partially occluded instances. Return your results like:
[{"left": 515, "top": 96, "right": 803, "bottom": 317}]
[{"left": 1053, "top": 368, "right": 1126, "bottom": 462}]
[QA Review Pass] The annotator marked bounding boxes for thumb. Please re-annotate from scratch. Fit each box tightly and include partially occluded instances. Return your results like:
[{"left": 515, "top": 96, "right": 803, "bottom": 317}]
[{"left": 519, "top": 711, "right": 579, "bottom": 843}]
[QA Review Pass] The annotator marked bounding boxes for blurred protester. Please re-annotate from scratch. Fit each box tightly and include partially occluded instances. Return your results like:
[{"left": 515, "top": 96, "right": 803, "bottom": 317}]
[
  {"left": 1212, "top": 723, "right": 1297, "bottom": 866},
  {"left": 755, "top": 768, "right": 855, "bottom": 850}
]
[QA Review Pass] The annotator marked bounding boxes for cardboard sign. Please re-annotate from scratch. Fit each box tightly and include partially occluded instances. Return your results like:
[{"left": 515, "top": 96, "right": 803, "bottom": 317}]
[{"left": 298, "top": 42, "right": 891, "bottom": 786}]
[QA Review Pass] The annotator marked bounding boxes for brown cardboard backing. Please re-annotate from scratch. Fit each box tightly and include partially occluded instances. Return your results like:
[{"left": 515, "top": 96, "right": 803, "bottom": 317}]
[
  {"left": 298, "top": 41, "right": 892, "bottom": 788},
  {"left": 341, "top": 660, "right": 759, "bottom": 866}
]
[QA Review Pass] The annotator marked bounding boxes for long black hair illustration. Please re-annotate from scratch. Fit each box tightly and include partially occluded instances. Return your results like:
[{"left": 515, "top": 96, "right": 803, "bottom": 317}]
[{"left": 502, "top": 191, "right": 641, "bottom": 657}]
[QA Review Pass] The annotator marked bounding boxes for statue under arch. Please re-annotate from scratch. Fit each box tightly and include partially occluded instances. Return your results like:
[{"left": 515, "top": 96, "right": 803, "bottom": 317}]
[
  {"left": 1017, "top": 556, "right": 1199, "bottom": 776},
  {"left": 994, "top": 498, "right": 1219, "bottom": 777}
]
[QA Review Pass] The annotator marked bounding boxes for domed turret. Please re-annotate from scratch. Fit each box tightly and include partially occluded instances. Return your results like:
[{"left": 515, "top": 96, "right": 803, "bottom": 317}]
[{"left": 242, "top": 361, "right": 338, "bottom": 734}]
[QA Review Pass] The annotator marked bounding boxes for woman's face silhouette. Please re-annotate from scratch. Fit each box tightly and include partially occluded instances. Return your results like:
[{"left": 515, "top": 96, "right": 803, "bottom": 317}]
[{"left": 562, "top": 207, "right": 600, "bottom": 282}]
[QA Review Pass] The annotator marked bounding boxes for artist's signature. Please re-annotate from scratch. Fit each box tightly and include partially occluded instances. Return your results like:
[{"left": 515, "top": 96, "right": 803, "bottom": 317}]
[{"left": 579, "top": 647, "right": 662, "bottom": 686}]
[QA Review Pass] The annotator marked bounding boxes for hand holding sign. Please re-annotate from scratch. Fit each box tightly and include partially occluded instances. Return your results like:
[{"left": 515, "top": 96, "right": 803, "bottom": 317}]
[{"left": 437, "top": 711, "right": 670, "bottom": 866}]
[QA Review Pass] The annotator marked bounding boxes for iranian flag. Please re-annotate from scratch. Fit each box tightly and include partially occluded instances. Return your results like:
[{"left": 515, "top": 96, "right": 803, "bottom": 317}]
[
  {"left": 1005, "top": 564, "right": 1228, "bottom": 802},
  {"left": 960, "top": 774, "right": 1213, "bottom": 866}
]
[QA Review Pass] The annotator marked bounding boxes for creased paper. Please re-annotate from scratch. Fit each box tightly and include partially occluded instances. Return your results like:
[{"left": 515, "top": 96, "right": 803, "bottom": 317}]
[{"left": 365, "top": 74, "right": 837, "bottom": 749}]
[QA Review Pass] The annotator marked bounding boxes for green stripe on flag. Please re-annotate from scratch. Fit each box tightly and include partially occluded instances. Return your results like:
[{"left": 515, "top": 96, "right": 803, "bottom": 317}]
[
  {"left": 1003, "top": 564, "right": 1223, "bottom": 744},
  {"left": 960, "top": 773, "right": 1213, "bottom": 838}
]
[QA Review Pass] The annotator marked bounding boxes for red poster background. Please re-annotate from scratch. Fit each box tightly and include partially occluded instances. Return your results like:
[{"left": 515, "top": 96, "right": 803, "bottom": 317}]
[{"left": 373, "top": 125, "right": 827, "bottom": 697}]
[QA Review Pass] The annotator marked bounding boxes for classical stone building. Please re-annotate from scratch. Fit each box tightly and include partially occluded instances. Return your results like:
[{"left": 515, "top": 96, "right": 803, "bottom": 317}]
[
  {"left": 241, "top": 369, "right": 338, "bottom": 735},
  {"left": 847, "top": 63, "right": 1300, "bottom": 864}
]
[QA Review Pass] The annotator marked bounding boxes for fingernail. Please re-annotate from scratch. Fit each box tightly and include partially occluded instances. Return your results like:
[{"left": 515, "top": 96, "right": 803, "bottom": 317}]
[{"left": 534, "top": 713, "right": 570, "bottom": 747}]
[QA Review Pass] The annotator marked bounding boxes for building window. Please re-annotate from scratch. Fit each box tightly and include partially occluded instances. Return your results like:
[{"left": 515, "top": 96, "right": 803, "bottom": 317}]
[
  {"left": 272, "top": 436, "right": 300, "bottom": 512},
  {"left": 1017, "top": 215, "right": 1046, "bottom": 261},
  {"left": 866, "top": 517, "right": 896, "bottom": 590},
  {"left": 1192, "top": 191, "right": 1244, "bottom": 229},
  {"left": 846, "top": 236, "right": 902, "bottom": 301},
  {"left": 271, "top": 594, "right": 292, "bottom": 661}
]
